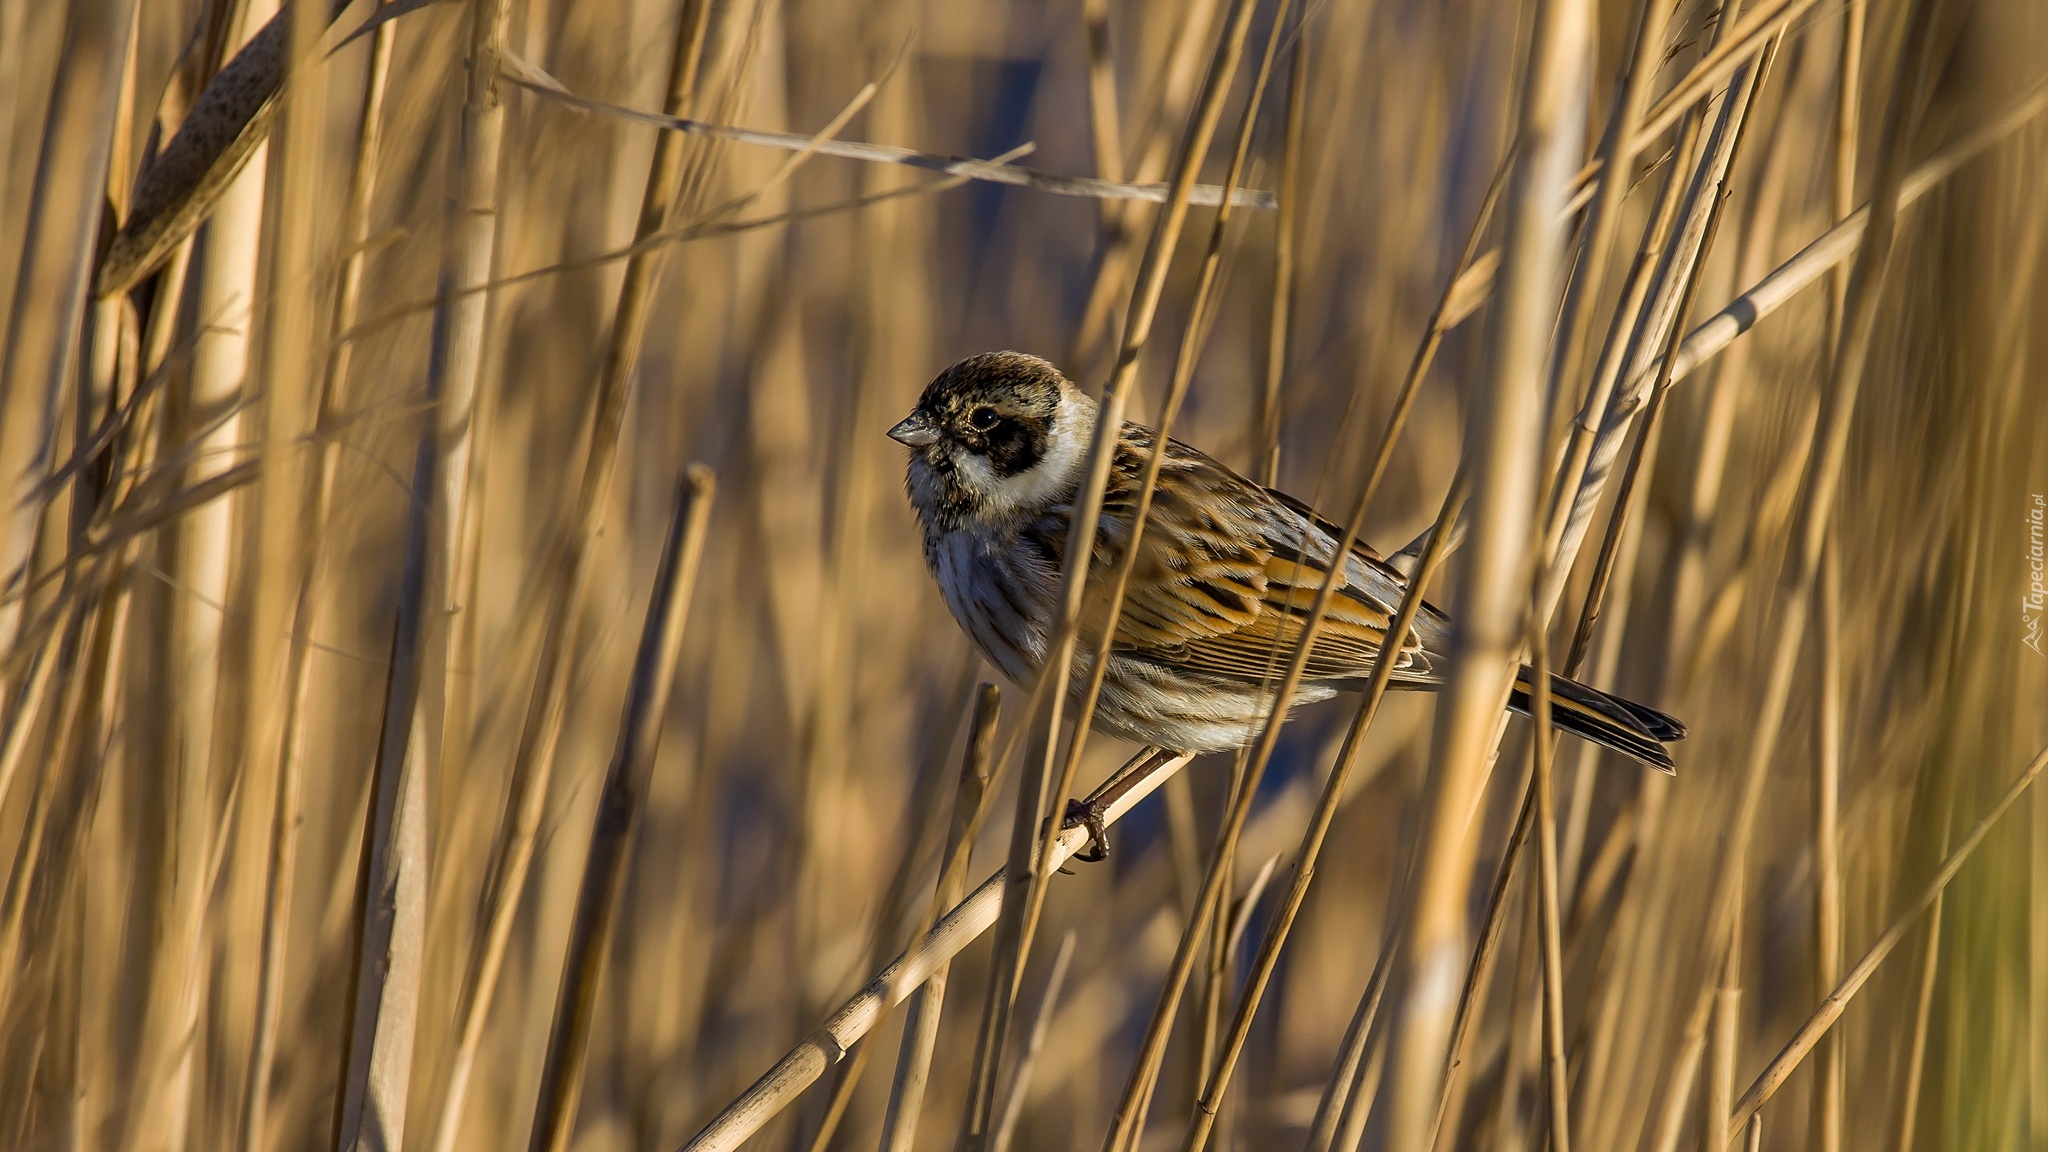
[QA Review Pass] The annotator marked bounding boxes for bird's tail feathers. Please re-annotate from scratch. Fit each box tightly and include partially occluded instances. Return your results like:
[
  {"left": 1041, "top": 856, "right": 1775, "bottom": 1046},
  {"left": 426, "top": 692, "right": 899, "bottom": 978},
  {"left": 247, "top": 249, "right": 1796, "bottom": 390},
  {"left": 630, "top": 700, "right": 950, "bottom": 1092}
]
[{"left": 1508, "top": 666, "right": 1684, "bottom": 773}]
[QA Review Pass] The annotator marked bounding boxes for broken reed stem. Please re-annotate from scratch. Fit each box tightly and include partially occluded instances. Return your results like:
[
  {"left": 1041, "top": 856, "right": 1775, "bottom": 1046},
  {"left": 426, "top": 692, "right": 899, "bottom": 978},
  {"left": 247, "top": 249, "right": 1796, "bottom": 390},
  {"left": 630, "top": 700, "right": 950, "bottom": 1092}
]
[
  {"left": 963, "top": 3, "right": 1260, "bottom": 1145},
  {"left": 1384, "top": 0, "right": 1588, "bottom": 1142},
  {"left": 877, "top": 685, "right": 1003, "bottom": 1152},
  {"left": 1180, "top": 477, "right": 1466, "bottom": 1152},
  {"left": 1729, "top": 737, "right": 2048, "bottom": 1130},
  {"left": 527, "top": 470, "right": 714, "bottom": 1152},
  {"left": 330, "top": 356, "right": 437, "bottom": 1152},
  {"left": 675, "top": 748, "right": 1194, "bottom": 1152},
  {"left": 990, "top": 931, "right": 1078, "bottom": 1152}
]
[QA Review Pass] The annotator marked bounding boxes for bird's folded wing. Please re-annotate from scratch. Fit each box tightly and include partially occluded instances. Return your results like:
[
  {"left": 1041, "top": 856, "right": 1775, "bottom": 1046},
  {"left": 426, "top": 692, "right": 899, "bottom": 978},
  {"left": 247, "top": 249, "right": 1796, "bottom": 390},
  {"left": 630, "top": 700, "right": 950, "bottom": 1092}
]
[{"left": 1088, "top": 430, "right": 1430, "bottom": 685}]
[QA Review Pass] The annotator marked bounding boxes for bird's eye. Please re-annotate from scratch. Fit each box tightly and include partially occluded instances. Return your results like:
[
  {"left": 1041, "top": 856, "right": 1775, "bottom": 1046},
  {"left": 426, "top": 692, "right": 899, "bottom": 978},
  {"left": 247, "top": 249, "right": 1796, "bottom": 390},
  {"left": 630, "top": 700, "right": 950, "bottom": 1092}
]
[{"left": 968, "top": 405, "right": 1000, "bottom": 431}]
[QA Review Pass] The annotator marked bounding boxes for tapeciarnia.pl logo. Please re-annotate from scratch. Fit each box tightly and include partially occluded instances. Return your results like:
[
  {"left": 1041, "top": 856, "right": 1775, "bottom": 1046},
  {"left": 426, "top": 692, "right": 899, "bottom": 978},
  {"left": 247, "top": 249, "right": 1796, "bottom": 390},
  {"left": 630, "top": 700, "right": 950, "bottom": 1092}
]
[{"left": 2027, "top": 494, "right": 2045, "bottom": 655}]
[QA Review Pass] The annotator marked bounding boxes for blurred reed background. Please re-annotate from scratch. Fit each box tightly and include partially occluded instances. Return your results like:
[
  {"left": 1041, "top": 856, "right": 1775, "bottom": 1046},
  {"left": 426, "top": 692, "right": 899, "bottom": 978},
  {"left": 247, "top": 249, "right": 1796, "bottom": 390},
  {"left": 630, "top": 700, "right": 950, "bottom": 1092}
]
[{"left": 0, "top": 0, "right": 2044, "bottom": 1149}]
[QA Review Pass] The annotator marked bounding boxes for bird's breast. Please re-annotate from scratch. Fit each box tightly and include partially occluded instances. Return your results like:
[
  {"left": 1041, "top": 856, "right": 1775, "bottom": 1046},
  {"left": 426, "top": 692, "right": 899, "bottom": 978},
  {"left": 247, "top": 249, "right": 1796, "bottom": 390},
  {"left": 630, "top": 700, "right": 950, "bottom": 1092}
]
[{"left": 928, "top": 527, "right": 1057, "bottom": 687}]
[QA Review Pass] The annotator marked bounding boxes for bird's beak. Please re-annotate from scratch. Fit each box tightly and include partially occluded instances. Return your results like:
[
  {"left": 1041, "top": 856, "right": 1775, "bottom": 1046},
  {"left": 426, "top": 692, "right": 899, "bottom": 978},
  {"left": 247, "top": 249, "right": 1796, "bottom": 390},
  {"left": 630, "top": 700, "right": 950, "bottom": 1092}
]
[{"left": 887, "top": 411, "right": 941, "bottom": 447}]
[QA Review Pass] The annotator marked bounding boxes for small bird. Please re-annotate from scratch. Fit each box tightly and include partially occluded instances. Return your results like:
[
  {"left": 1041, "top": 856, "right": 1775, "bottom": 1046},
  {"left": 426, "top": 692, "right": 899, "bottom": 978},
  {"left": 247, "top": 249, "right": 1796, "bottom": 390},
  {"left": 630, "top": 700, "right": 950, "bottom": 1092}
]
[{"left": 890, "top": 351, "right": 1684, "bottom": 771}]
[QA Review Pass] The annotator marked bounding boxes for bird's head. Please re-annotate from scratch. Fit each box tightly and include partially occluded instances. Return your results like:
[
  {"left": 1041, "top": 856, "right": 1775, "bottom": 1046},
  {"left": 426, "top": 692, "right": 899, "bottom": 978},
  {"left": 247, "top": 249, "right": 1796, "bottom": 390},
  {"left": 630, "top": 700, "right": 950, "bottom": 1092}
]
[{"left": 891, "top": 351, "right": 1095, "bottom": 529}]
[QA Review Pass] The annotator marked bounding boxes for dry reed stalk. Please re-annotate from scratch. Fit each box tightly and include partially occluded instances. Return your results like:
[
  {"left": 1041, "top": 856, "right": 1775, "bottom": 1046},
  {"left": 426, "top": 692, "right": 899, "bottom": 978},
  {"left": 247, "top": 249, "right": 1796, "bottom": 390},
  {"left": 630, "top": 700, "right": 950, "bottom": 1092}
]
[
  {"left": 0, "top": 571, "right": 122, "bottom": 1141},
  {"left": 1899, "top": 834, "right": 1951, "bottom": 1149},
  {"left": 1562, "top": 20, "right": 1761, "bottom": 683},
  {"left": 1024, "top": 9, "right": 1289, "bottom": 1132},
  {"left": 1070, "top": 0, "right": 1225, "bottom": 374},
  {"left": 96, "top": 11, "right": 277, "bottom": 299},
  {"left": 1258, "top": 29, "right": 1306, "bottom": 489},
  {"left": 232, "top": 0, "right": 332, "bottom": 1140},
  {"left": 330, "top": 398, "right": 434, "bottom": 1151},
  {"left": 1543, "top": 33, "right": 1773, "bottom": 621},
  {"left": 238, "top": 12, "right": 397, "bottom": 1145},
  {"left": 1627, "top": 0, "right": 1817, "bottom": 148},
  {"left": 527, "top": 469, "right": 714, "bottom": 1152},
  {"left": 1814, "top": 15, "right": 1862, "bottom": 1137},
  {"left": 1543, "top": 0, "right": 1673, "bottom": 439},
  {"left": 1660, "top": 79, "right": 2046, "bottom": 389},
  {"left": 335, "top": 0, "right": 524, "bottom": 1143},
  {"left": 1813, "top": 542, "right": 1845, "bottom": 1152},
  {"left": 962, "top": 4, "right": 1259, "bottom": 1144},
  {"left": 1706, "top": 910, "right": 1742, "bottom": 1152},
  {"left": 1659, "top": 104, "right": 1792, "bottom": 695},
  {"left": 1731, "top": 737, "right": 2048, "bottom": 1130},
  {"left": 877, "top": 685, "right": 1002, "bottom": 1152},
  {"left": 1527, "top": 628, "right": 1568, "bottom": 1152},
  {"left": 1295, "top": 146, "right": 1516, "bottom": 1152},
  {"left": 501, "top": 72, "right": 1273, "bottom": 210},
  {"left": 1081, "top": 0, "right": 1123, "bottom": 194},
  {"left": 1382, "top": 0, "right": 1587, "bottom": 1143},
  {"left": 0, "top": 0, "right": 138, "bottom": 663},
  {"left": 0, "top": 609, "right": 90, "bottom": 1000},
  {"left": 675, "top": 748, "right": 1196, "bottom": 1152},
  {"left": 1303, "top": 958, "right": 1388, "bottom": 1152},
  {"left": 430, "top": 7, "right": 716, "bottom": 1146},
  {"left": 2038, "top": 764, "right": 2048, "bottom": 1152},
  {"left": 1532, "top": 108, "right": 1698, "bottom": 612},
  {"left": 125, "top": 6, "right": 274, "bottom": 1149},
  {"left": 1652, "top": 0, "right": 1940, "bottom": 1134},
  {"left": 990, "top": 930, "right": 1078, "bottom": 1152},
  {"left": 1180, "top": 477, "right": 1464, "bottom": 1152},
  {"left": 1426, "top": 756, "right": 1534, "bottom": 1152}
]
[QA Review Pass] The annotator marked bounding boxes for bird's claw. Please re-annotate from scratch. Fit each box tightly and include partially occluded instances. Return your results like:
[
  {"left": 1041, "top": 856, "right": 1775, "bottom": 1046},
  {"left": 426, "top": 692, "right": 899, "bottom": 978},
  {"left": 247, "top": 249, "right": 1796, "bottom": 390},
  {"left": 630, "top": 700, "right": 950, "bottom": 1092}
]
[{"left": 1062, "top": 798, "right": 1111, "bottom": 863}]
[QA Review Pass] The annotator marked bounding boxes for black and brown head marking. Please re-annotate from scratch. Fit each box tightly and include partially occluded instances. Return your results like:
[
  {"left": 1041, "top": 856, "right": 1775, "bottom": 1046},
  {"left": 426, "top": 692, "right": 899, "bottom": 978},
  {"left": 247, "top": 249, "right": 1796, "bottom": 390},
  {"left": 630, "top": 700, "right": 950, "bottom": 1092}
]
[{"left": 900, "top": 350, "right": 1065, "bottom": 477}]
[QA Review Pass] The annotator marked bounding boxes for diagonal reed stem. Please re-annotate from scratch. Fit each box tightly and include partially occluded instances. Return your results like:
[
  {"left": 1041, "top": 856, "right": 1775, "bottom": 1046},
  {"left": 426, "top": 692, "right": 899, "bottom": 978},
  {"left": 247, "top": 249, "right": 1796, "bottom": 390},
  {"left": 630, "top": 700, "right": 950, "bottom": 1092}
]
[
  {"left": 675, "top": 747, "right": 1196, "bottom": 1152},
  {"left": 526, "top": 469, "right": 715, "bottom": 1152}
]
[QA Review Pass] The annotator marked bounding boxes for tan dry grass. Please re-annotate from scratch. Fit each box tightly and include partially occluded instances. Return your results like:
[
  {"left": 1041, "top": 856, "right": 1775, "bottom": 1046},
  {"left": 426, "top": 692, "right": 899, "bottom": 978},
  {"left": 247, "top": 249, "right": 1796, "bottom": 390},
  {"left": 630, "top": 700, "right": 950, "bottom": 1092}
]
[{"left": 0, "top": 0, "right": 2044, "bottom": 1150}]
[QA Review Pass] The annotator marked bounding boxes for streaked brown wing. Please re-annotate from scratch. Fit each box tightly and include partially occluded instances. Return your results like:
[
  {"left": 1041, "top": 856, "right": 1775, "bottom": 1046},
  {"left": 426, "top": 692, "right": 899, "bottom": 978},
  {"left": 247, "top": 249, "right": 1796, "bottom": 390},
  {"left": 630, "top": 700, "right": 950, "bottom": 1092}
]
[
  {"left": 1084, "top": 437, "right": 1272, "bottom": 649},
  {"left": 1093, "top": 430, "right": 1428, "bottom": 685},
  {"left": 1168, "top": 550, "right": 1426, "bottom": 682}
]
